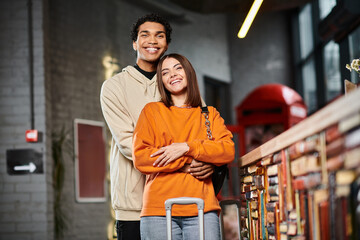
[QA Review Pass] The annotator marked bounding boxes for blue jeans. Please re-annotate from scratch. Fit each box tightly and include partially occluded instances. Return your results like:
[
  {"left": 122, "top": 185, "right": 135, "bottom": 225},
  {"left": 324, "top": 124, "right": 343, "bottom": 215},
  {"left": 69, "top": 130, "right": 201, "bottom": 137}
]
[{"left": 140, "top": 211, "right": 220, "bottom": 240}]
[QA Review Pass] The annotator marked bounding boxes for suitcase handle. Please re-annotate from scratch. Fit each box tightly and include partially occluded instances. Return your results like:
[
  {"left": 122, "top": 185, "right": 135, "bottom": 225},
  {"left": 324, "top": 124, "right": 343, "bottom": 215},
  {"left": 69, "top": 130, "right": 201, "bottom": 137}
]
[
  {"left": 165, "top": 197, "right": 204, "bottom": 210},
  {"left": 165, "top": 197, "right": 204, "bottom": 240},
  {"left": 219, "top": 200, "right": 241, "bottom": 240}
]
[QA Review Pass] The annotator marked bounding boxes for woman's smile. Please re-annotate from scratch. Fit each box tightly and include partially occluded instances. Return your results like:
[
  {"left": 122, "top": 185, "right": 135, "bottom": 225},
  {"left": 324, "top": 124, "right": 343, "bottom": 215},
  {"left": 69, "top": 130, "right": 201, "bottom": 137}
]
[{"left": 161, "top": 57, "right": 188, "bottom": 96}]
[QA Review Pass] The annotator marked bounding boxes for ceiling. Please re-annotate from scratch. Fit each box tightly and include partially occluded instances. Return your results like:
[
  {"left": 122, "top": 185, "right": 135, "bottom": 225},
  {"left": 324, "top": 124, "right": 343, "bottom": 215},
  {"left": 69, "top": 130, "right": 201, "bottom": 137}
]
[
  {"left": 122, "top": 0, "right": 312, "bottom": 23},
  {"left": 169, "top": 0, "right": 312, "bottom": 14}
]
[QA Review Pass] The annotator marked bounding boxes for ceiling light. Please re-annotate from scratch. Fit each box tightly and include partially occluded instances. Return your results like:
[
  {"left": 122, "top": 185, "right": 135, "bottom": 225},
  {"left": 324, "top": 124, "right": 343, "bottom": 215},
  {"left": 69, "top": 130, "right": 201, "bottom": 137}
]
[{"left": 238, "top": 0, "right": 263, "bottom": 38}]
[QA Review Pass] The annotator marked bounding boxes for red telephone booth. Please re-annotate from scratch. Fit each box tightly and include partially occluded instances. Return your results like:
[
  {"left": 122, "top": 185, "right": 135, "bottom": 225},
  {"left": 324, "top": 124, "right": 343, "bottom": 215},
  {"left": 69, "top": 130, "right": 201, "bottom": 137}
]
[
  {"left": 220, "top": 84, "right": 307, "bottom": 199},
  {"left": 228, "top": 83, "right": 307, "bottom": 157}
]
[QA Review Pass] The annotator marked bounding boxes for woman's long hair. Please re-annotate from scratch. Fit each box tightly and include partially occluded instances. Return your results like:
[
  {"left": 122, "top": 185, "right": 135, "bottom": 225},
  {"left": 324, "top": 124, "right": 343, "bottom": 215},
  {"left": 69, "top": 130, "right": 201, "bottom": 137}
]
[{"left": 156, "top": 53, "right": 202, "bottom": 108}]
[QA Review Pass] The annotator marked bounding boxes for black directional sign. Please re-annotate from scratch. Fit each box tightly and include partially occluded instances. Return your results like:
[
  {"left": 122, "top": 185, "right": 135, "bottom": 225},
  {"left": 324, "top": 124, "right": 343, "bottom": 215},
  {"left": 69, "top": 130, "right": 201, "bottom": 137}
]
[{"left": 6, "top": 149, "right": 44, "bottom": 175}]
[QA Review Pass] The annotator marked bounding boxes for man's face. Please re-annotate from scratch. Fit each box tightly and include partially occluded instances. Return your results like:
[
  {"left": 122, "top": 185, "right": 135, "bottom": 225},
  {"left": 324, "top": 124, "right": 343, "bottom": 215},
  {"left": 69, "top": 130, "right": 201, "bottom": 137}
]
[{"left": 133, "top": 21, "right": 168, "bottom": 71}]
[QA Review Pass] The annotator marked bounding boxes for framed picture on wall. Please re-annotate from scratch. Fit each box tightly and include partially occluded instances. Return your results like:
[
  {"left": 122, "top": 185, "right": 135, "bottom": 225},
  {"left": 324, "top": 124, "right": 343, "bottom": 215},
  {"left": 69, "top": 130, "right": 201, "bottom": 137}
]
[{"left": 74, "top": 119, "right": 107, "bottom": 203}]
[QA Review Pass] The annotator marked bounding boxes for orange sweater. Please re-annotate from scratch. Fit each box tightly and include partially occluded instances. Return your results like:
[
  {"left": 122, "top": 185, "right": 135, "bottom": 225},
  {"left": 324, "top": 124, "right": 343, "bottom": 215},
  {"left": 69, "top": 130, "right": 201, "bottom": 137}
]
[{"left": 133, "top": 102, "right": 235, "bottom": 217}]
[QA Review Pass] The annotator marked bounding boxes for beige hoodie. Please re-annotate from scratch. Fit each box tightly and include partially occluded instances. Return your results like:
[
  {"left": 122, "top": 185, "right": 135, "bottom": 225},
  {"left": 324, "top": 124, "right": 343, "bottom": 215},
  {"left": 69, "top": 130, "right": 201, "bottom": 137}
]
[{"left": 100, "top": 66, "right": 161, "bottom": 220}]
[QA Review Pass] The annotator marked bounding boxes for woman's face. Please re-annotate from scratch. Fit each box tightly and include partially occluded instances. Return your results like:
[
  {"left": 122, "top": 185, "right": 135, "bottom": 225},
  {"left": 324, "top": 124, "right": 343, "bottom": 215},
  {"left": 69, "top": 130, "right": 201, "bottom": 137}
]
[{"left": 160, "top": 57, "right": 188, "bottom": 96}]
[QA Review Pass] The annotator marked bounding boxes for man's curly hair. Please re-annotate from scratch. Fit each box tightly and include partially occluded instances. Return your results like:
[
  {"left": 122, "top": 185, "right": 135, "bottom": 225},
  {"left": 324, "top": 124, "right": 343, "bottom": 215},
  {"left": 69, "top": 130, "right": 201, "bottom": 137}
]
[{"left": 131, "top": 13, "right": 172, "bottom": 44}]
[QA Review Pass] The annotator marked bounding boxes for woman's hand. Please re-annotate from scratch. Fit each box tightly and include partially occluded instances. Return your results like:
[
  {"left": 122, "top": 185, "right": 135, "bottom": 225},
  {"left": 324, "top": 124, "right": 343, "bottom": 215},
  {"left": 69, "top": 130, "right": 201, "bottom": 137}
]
[
  {"left": 179, "top": 159, "right": 214, "bottom": 180},
  {"left": 151, "top": 143, "right": 189, "bottom": 167},
  {"left": 188, "top": 159, "right": 214, "bottom": 179}
]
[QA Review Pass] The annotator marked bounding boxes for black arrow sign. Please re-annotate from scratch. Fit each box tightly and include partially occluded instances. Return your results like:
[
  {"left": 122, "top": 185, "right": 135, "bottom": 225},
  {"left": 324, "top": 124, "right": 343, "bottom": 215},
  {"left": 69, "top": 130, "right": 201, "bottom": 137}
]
[{"left": 6, "top": 149, "right": 43, "bottom": 175}]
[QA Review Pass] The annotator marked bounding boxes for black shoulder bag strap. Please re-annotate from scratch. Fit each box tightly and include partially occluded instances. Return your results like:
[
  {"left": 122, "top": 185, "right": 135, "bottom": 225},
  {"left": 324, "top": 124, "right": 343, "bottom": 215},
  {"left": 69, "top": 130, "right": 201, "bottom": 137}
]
[{"left": 201, "top": 106, "right": 229, "bottom": 196}]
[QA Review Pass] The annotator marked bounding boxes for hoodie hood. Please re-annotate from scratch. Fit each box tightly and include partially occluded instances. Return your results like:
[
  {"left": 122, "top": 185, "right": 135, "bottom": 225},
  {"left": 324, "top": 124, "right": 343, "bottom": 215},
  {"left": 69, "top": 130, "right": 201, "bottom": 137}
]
[{"left": 122, "top": 66, "right": 158, "bottom": 98}]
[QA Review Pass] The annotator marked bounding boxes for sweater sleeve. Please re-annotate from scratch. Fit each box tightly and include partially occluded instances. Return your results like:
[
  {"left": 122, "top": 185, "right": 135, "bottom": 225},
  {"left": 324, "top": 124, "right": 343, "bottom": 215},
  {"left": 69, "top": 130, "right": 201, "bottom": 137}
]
[
  {"left": 133, "top": 105, "right": 191, "bottom": 174},
  {"left": 186, "top": 108, "right": 235, "bottom": 166},
  {"left": 100, "top": 79, "right": 134, "bottom": 161}
]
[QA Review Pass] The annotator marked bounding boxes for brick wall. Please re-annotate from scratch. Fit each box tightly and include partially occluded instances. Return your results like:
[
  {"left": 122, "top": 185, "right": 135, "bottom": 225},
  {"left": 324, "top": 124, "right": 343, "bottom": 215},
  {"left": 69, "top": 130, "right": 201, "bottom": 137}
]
[
  {"left": 48, "top": 0, "right": 115, "bottom": 238},
  {"left": 0, "top": 0, "right": 51, "bottom": 239}
]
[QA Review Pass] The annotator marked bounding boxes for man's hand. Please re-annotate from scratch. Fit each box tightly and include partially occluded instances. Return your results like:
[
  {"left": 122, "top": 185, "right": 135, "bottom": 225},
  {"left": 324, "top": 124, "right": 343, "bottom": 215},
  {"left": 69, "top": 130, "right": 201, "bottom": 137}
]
[
  {"left": 151, "top": 143, "right": 189, "bottom": 167},
  {"left": 188, "top": 159, "right": 214, "bottom": 180}
]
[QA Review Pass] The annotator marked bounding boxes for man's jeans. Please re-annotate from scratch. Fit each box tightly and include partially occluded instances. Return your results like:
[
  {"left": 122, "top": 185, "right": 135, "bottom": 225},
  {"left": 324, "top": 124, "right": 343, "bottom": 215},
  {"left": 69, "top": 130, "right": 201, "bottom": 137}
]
[{"left": 140, "top": 211, "right": 220, "bottom": 240}]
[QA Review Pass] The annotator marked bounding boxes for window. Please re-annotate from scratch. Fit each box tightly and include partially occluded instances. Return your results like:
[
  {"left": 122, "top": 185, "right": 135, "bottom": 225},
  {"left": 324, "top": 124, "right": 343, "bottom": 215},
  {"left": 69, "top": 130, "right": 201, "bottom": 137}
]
[
  {"left": 293, "top": 0, "right": 360, "bottom": 113},
  {"left": 299, "top": 4, "right": 314, "bottom": 59},
  {"left": 298, "top": 3, "right": 318, "bottom": 113},
  {"left": 319, "top": 0, "right": 336, "bottom": 20},
  {"left": 302, "top": 58, "right": 317, "bottom": 113},
  {"left": 323, "top": 41, "right": 341, "bottom": 101}
]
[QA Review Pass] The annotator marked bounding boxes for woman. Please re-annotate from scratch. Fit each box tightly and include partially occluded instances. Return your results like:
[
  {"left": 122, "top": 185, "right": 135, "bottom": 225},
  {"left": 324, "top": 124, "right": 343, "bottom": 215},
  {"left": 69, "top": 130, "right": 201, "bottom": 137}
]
[{"left": 133, "top": 53, "right": 235, "bottom": 240}]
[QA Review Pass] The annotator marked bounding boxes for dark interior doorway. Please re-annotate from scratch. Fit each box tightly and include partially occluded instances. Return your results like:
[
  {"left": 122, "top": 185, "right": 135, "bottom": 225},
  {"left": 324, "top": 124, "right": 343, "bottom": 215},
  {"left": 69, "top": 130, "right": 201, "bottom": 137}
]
[{"left": 204, "top": 76, "right": 231, "bottom": 124}]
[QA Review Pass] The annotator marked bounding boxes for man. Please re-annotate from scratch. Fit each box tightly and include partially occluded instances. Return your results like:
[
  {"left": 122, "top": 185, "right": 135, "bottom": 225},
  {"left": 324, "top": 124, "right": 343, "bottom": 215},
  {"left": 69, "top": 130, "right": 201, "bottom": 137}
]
[{"left": 100, "top": 13, "right": 213, "bottom": 240}]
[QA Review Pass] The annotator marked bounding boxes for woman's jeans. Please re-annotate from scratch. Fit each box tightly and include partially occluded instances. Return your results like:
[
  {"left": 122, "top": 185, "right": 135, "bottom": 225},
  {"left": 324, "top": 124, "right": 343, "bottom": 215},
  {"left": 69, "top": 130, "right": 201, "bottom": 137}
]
[{"left": 140, "top": 211, "right": 220, "bottom": 240}]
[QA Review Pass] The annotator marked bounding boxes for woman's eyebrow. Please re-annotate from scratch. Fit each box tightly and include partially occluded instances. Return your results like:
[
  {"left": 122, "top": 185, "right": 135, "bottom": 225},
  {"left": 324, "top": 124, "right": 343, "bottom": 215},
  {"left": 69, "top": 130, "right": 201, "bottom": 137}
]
[{"left": 161, "top": 63, "right": 181, "bottom": 72}]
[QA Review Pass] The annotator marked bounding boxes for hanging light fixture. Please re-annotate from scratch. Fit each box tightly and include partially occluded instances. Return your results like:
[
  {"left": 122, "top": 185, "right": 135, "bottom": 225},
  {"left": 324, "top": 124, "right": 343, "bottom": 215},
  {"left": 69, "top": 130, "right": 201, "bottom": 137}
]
[{"left": 238, "top": 0, "right": 264, "bottom": 38}]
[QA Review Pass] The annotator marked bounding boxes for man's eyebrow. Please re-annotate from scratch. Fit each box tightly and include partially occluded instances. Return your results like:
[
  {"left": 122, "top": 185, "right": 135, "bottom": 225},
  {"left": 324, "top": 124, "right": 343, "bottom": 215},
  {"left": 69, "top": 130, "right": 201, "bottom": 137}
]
[{"left": 139, "top": 30, "right": 166, "bottom": 34}]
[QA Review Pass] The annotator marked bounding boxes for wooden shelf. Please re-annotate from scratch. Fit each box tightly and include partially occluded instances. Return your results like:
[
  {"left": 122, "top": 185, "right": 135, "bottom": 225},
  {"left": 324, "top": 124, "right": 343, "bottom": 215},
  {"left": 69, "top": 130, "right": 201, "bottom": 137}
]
[{"left": 239, "top": 88, "right": 360, "bottom": 167}]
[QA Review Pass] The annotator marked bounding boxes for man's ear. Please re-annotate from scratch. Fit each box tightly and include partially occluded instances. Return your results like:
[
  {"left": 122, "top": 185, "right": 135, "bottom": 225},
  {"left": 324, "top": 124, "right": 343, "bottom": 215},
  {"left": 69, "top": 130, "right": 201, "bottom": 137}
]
[{"left": 132, "top": 41, "right": 137, "bottom": 51}]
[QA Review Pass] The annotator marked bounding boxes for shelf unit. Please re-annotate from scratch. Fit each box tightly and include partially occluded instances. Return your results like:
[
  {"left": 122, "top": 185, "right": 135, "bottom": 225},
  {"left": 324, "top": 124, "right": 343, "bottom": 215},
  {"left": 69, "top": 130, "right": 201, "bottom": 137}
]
[{"left": 238, "top": 88, "right": 360, "bottom": 240}]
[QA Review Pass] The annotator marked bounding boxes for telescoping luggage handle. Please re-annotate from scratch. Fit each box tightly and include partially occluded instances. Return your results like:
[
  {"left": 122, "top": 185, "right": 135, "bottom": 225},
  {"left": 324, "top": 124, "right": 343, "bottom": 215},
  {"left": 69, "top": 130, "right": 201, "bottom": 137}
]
[{"left": 165, "top": 197, "right": 205, "bottom": 240}]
